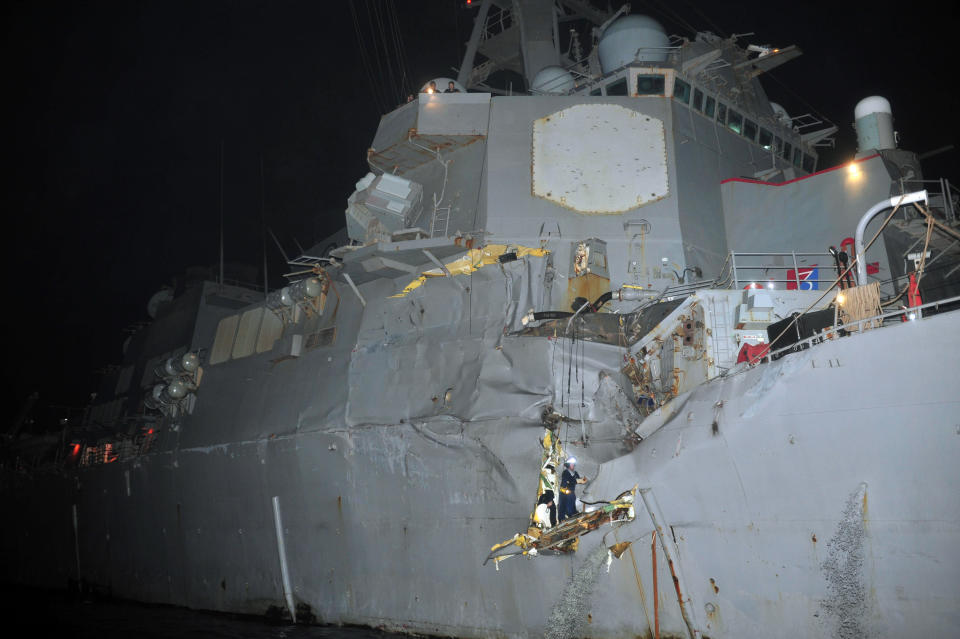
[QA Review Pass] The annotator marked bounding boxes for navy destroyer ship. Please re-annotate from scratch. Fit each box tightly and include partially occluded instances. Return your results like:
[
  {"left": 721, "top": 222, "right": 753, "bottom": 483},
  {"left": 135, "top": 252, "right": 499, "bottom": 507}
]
[{"left": 4, "top": 2, "right": 959, "bottom": 637}]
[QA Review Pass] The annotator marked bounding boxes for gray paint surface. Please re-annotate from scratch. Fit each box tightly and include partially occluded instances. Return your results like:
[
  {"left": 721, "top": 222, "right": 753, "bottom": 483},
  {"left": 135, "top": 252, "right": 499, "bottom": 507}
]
[{"left": 3, "top": 9, "right": 957, "bottom": 639}]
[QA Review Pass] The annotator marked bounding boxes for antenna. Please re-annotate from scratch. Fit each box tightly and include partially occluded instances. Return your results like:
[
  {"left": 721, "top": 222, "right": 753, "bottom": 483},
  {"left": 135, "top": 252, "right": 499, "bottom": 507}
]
[{"left": 218, "top": 139, "right": 225, "bottom": 289}]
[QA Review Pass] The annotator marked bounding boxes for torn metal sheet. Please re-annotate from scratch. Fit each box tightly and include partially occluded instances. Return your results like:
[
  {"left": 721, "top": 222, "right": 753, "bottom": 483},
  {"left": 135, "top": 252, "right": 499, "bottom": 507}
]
[
  {"left": 485, "top": 486, "right": 637, "bottom": 568},
  {"left": 517, "top": 299, "right": 683, "bottom": 345},
  {"left": 390, "top": 243, "right": 549, "bottom": 297}
]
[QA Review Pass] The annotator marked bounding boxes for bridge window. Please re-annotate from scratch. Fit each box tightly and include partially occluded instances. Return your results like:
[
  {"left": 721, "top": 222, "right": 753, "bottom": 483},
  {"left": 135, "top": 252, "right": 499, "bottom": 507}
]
[
  {"left": 802, "top": 153, "right": 816, "bottom": 173},
  {"left": 606, "top": 78, "right": 628, "bottom": 96},
  {"left": 743, "top": 119, "right": 757, "bottom": 142},
  {"left": 589, "top": 86, "right": 603, "bottom": 96},
  {"left": 232, "top": 307, "right": 264, "bottom": 360},
  {"left": 635, "top": 74, "right": 665, "bottom": 95},
  {"left": 782, "top": 141, "right": 792, "bottom": 161},
  {"left": 759, "top": 128, "right": 773, "bottom": 150},
  {"left": 717, "top": 102, "right": 727, "bottom": 124},
  {"left": 703, "top": 95, "right": 716, "bottom": 118},
  {"left": 727, "top": 109, "right": 743, "bottom": 134},
  {"left": 256, "top": 308, "right": 283, "bottom": 353},
  {"left": 210, "top": 315, "right": 239, "bottom": 365},
  {"left": 793, "top": 147, "right": 804, "bottom": 168},
  {"left": 674, "top": 78, "right": 691, "bottom": 104},
  {"left": 692, "top": 88, "right": 704, "bottom": 111},
  {"left": 773, "top": 135, "right": 783, "bottom": 155}
]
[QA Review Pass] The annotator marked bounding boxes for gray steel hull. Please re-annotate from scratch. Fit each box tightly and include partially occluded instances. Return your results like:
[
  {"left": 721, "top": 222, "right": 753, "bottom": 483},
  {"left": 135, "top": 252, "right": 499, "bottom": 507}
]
[{"left": 5, "top": 308, "right": 958, "bottom": 638}]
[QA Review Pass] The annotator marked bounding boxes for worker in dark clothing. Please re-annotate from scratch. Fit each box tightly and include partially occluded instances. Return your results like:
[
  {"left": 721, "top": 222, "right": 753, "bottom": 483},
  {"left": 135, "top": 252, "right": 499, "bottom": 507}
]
[
  {"left": 534, "top": 490, "right": 556, "bottom": 529},
  {"left": 444, "top": 81, "right": 461, "bottom": 93},
  {"left": 558, "top": 457, "right": 587, "bottom": 521}
]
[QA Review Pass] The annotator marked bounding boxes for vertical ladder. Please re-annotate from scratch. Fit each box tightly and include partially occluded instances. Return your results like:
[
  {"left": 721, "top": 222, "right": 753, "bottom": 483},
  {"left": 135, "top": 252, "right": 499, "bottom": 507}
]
[
  {"left": 707, "top": 296, "right": 735, "bottom": 373},
  {"left": 430, "top": 205, "right": 450, "bottom": 238}
]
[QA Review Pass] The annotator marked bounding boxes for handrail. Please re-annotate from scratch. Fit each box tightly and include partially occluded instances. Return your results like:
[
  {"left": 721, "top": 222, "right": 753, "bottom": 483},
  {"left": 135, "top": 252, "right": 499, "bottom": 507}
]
[
  {"left": 756, "top": 293, "right": 960, "bottom": 365},
  {"left": 856, "top": 192, "right": 928, "bottom": 284},
  {"left": 724, "top": 251, "right": 835, "bottom": 289}
]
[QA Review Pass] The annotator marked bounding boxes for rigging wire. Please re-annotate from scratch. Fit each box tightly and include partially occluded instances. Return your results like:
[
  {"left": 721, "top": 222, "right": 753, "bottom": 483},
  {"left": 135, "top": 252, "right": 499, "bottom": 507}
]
[
  {"left": 387, "top": 0, "right": 412, "bottom": 98},
  {"left": 349, "top": 0, "right": 389, "bottom": 113},
  {"left": 365, "top": 0, "right": 391, "bottom": 104},
  {"left": 644, "top": 0, "right": 699, "bottom": 38},
  {"left": 884, "top": 202, "right": 960, "bottom": 307},
  {"left": 762, "top": 70, "right": 839, "bottom": 131},
  {"left": 370, "top": 0, "right": 398, "bottom": 104},
  {"left": 348, "top": 0, "right": 415, "bottom": 111},
  {"left": 383, "top": 1, "right": 403, "bottom": 98},
  {"left": 655, "top": 0, "right": 839, "bottom": 133},
  {"left": 678, "top": 0, "right": 727, "bottom": 38}
]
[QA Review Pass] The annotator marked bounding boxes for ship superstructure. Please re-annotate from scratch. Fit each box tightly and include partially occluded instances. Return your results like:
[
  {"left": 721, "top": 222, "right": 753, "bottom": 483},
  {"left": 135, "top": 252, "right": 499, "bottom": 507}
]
[{"left": 4, "top": 2, "right": 960, "bottom": 638}]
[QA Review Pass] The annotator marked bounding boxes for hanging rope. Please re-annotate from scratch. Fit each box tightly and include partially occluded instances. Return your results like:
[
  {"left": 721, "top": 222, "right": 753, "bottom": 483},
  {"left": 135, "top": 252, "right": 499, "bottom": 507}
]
[
  {"left": 882, "top": 202, "right": 959, "bottom": 306},
  {"left": 767, "top": 194, "right": 909, "bottom": 351}
]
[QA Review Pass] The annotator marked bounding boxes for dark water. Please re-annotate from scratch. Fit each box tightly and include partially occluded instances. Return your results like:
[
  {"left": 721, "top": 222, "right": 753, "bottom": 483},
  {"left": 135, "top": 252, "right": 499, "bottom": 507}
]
[{"left": 0, "top": 586, "right": 413, "bottom": 639}]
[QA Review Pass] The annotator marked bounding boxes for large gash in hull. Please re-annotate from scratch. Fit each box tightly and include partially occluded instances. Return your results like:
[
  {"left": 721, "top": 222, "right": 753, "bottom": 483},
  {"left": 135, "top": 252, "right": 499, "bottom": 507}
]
[{"left": 4, "top": 2, "right": 960, "bottom": 638}]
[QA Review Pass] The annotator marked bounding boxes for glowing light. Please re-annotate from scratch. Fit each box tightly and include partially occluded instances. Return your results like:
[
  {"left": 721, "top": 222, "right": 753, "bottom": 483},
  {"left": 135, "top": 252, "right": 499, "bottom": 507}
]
[
  {"left": 908, "top": 312, "right": 917, "bottom": 321},
  {"left": 426, "top": 87, "right": 435, "bottom": 94},
  {"left": 847, "top": 162, "right": 861, "bottom": 179},
  {"left": 71, "top": 443, "right": 81, "bottom": 456},
  {"left": 766, "top": 281, "right": 775, "bottom": 289},
  {"left": 836, "top": 293, "right": 845, "bottom": 305}
]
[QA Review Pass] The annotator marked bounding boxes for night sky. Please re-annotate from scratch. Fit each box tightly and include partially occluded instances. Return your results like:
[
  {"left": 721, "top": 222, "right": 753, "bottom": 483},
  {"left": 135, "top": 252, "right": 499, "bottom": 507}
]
[{"left": 3, "top": 1, "right": 956, "bottom": 427}]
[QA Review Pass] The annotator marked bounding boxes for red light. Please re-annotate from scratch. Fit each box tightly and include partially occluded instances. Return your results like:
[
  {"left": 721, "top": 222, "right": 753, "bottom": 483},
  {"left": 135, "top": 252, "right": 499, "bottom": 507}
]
[
  {"left": 71, "top": 444, "right": 81, "bottom": 456},
  {"left": 148, "top": 429, "right": 154, "bottom": 435}
]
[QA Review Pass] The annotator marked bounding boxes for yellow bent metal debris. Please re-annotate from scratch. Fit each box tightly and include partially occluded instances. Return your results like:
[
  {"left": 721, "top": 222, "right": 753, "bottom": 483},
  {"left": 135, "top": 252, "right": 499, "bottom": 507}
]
[
  {"left": 390, "top": 244, "right": 550, "bottom": 298},
  {"left": 484, "top": 486, "right": 637, "bottom": 569}
]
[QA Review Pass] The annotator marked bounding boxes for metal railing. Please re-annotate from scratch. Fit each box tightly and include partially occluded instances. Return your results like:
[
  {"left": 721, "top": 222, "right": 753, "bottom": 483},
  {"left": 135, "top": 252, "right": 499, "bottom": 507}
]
[
  {"left": 480, "top": 5, "right": 512, "bottom": 42},
  {"left": 898, "top": 177, "right": 958, "bottom": 223},
  {"left": 735, "top": 294, "right": 960, "bottom": 371},
  {"left": 721, "top": 251, "right": 837, "bottom": 290},
  {"left": 77, "top": 430, "right": 159, "bottom": 468},
  {"left": 218, "top": 277, "right": 264, "bottom": 292}
]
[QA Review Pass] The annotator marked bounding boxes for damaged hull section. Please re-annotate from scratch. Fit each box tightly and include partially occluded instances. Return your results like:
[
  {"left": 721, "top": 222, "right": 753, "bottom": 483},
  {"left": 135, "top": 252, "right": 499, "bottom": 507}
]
[
  {"left": 5, "top": 7, "right": 960, "bottom": 638},
  {"left": 4, "top": 308, "right": 958, "bottom": 638}
]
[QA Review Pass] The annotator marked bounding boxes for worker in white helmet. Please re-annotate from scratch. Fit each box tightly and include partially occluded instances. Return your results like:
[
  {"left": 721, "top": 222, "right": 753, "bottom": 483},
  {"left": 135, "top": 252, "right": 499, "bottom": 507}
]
[{"left": 558, "top": 457, "right": 587, "bottom": 521}]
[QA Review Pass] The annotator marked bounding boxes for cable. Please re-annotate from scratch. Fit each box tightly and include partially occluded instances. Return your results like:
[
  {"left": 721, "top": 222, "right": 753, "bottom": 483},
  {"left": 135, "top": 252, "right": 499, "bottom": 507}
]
[
  {"left": 762, "top": 70, "right": 839, "bottom": 133},
  {"left": 645, "top": 0, "right": 699, "bottom": 37},
  {"left": 881, "top": 202, "right": 959, "bottom": 306},
  {"left": 368, "top": 0, "right": 394, "bottom": 104},
  {"left": 388, "top": 1, "right": 412, "bottom": 98},
  {"left": 768, "top": 195, "right": 909, "bottom": 351},
  {"left": 349, "top": 0, "right": 388, "bottom": 113},
  {"left": 591, "top": 291, "right": 613, "bottom": 311},
  {"left": 679, "top": 0, "right": 727, "bottom": 38}
]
